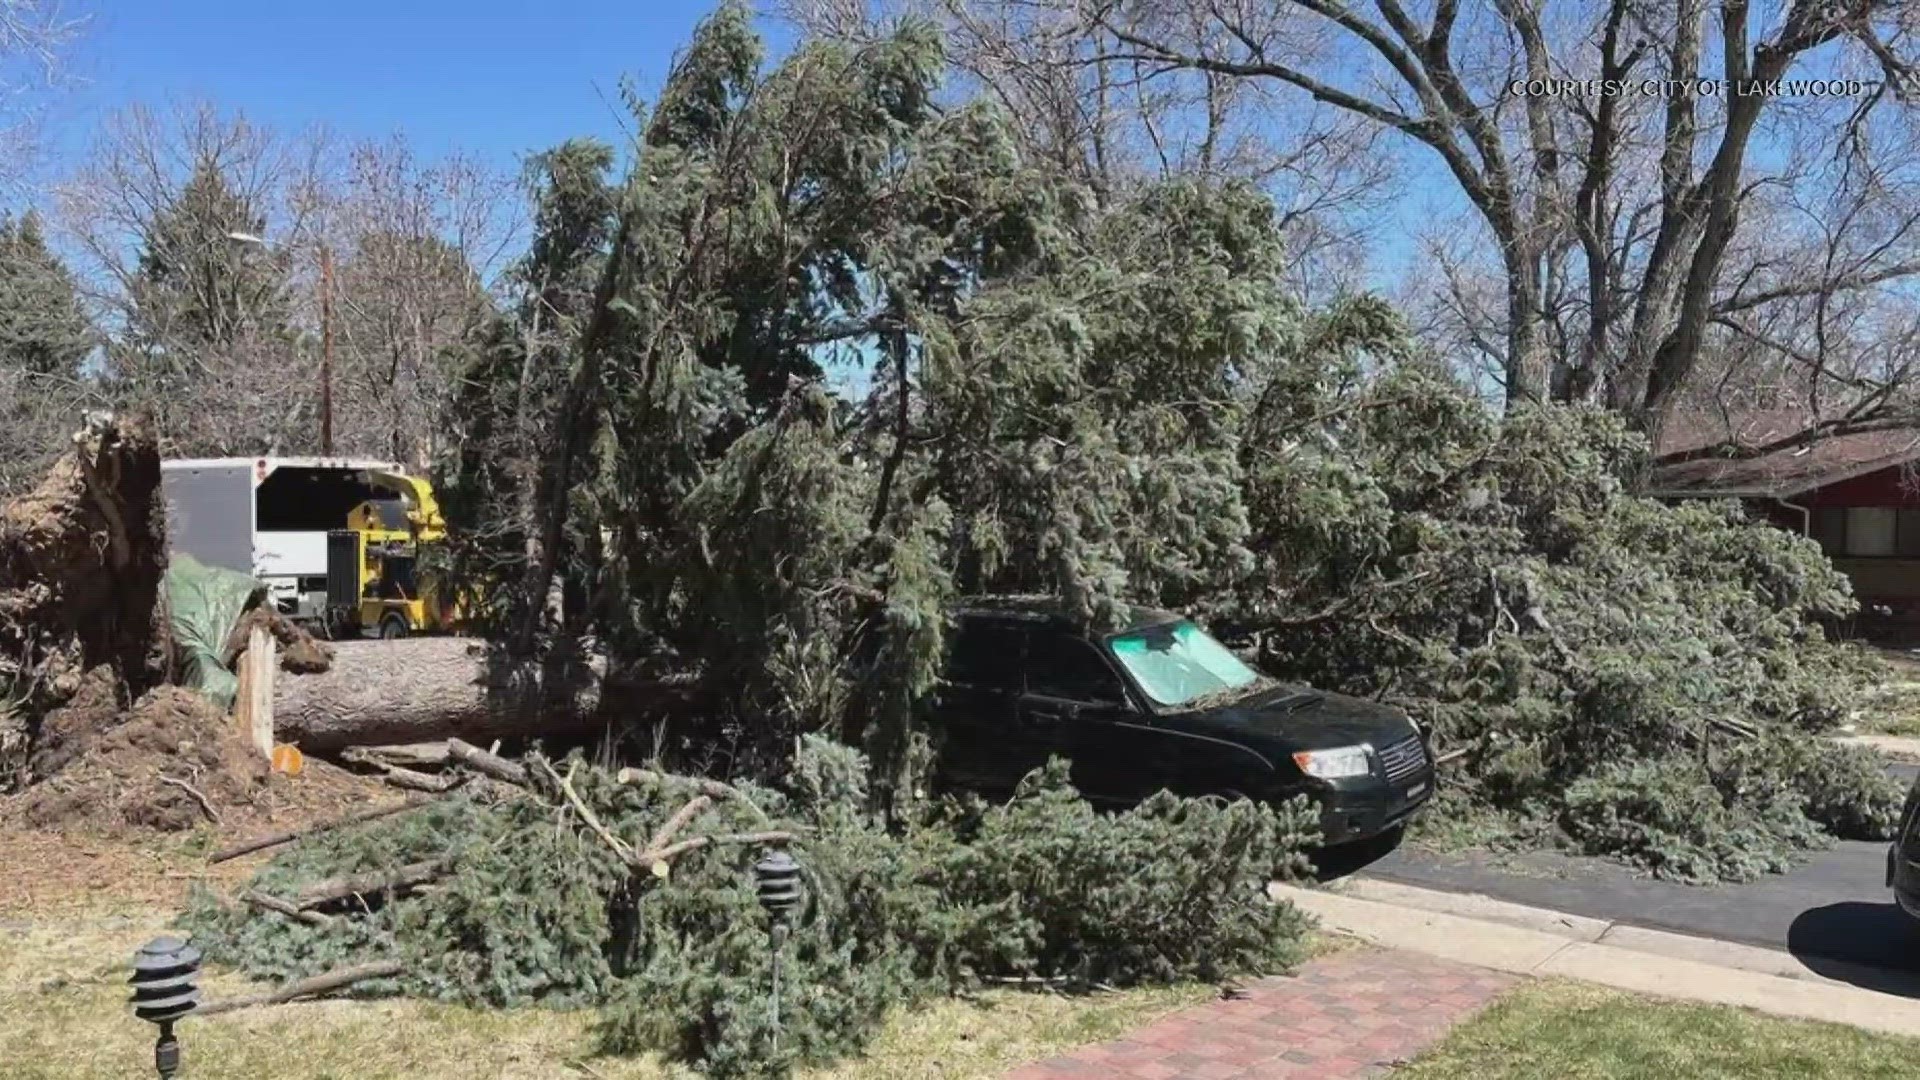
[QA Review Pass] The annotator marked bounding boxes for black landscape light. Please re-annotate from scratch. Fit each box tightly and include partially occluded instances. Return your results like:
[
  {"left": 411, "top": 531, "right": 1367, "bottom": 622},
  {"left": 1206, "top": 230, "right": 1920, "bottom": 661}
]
[
  {"left": 130, "top": 936, "right": 201, "bottom": 1079},
  {"left": 753, "top": 848, "right": 804, "bottom": 1052},
  {"left": 755, "top": 849, "right": 803, "bottom": 924}
]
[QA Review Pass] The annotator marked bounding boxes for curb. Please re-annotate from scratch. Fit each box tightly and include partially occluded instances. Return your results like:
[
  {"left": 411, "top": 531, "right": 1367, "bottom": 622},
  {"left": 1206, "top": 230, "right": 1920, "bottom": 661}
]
[{"left": 1273, "top": 881, "right": 1920, "bottom": 1038}]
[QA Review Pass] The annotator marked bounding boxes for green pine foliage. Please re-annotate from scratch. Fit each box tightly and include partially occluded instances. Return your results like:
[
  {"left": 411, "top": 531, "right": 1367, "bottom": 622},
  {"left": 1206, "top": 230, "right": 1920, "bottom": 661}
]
[
  {"left": 1560, "top": 758, "right": 1827, "bottom": 884},
  {"left": 0, "top": 211, "right": 91, "bottom": 378},
  {"left": 183, "top": 738, "right": 1317, "bottom": 1078},
  {"left": 125, "top": 159, "right": 287, "bottom": 352},
  {"left": 926, "top": 761, "right": 1316, "bottom": 986},
  {"left": 431, "top": 3, "right": 1900, "bottom": 902},
  {"left": 1716, "top": 735, "right": 1905, "bottom": 842},
  {"left": 1229, "top": 360, "right": 1904, "bottom": 876},
  {"left": 0, "top": 210, "right": 96, "bottom": 495}
]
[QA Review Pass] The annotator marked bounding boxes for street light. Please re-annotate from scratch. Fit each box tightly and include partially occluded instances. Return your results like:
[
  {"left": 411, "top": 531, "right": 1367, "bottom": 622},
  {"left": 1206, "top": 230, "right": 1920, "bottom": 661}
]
[{"left": 227, "top": 230, "right": 334, "bottom": 455}]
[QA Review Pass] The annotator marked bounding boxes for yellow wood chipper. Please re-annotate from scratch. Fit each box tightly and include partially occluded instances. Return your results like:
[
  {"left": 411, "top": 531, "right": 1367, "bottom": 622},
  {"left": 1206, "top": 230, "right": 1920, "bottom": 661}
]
[{"left": 324, "top": 469, "right": 466, "bottom": 638}]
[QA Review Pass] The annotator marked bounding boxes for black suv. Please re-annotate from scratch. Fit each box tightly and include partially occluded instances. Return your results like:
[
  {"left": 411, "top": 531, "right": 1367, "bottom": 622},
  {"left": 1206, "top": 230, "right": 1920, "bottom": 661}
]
[
  {"left": 1888, "top": 774, "right": 1920, "bottom": 918},
  {"left": 929, "top": 599, "right": 1435, "bottom": 845}
]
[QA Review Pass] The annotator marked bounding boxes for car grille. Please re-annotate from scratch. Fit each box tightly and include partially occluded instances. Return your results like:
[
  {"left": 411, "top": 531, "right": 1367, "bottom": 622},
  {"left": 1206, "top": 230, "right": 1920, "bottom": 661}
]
[{"left": 1377, "top": 734, "right": 1428, "bottom": 784}]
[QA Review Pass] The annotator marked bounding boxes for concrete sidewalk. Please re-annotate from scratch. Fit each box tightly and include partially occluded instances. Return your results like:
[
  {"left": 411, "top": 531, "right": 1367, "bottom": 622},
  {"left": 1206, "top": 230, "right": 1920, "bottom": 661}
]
[{"left": 1277, "top": 880, "right": 1920, "bottom": 1038}]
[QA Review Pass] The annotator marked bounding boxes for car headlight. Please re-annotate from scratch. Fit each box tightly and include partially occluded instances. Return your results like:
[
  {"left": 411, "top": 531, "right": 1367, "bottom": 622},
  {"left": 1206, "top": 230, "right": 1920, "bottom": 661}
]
[{"left": 1292, "top": 746, "right": 1372, "bottom": 779}]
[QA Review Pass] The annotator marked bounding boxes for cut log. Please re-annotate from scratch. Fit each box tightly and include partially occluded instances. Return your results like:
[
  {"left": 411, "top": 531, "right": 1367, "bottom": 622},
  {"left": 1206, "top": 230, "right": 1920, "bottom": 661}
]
[
  {"left": 293, "top": 858, "right": 448, "bottom": 911},
  {"left": 646, "top": 795, "right": 712, "bottom": 852},
  {"left": 616, "top": 767, "right": 770, "bottom": 824},
  {"left": 272, "top": 637, "right": 614, "bottom": 751},
  {"left": 211, "top": 797, "right": 432, "bottom": 863},
  {"left": 240, "top": 889, "right": 333, "bottom": 926},
  {"left": 340, "top": 742, "right": 452, "bottom": 770},
  {"left": 200, "top": 960, "right": 404, "bottom": 1016},
  {"left": 374, "top": 764, "right": 463, "bottom": 793},
  {"left": 447, "top": 737, "right": 529, "bottom": 785},
  {"left": 238, "top": 626, "right": 274, "bottom": 758},
  {"left": 639, "top": 829, "right": 800, "bottom": 864}
]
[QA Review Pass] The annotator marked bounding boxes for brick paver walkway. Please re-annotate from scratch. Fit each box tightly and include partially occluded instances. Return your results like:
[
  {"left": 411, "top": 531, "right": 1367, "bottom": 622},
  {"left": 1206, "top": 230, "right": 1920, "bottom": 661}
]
[{"left": 1006, "top": 948, "right": 1517, "bottom": 1079}]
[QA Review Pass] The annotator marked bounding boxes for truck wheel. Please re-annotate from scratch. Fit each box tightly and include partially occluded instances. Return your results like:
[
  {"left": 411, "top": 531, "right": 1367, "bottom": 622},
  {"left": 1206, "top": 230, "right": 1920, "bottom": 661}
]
[{"left": 378, "top": 614, "right": 410, "bottom": 640}]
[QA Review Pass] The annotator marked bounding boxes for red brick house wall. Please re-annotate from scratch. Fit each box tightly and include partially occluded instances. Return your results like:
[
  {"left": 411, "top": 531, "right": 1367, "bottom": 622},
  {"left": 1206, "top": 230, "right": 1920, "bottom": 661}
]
[{"left": 1762, "top": 463, "right": 1920, "bottom": 625}]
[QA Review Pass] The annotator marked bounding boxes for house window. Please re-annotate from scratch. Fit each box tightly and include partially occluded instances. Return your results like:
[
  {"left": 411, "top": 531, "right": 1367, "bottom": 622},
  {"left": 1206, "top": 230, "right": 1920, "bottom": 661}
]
[
  {"left": 1808, "top": 506, "right": 1920, "bottom": 557},
  {"left": 1853, "top": 507, "right": 1898, "bottom": 556},
  {"left": 1812, "top": 507, "right": 1847, "bottom": 555},
  {"left": 1902, "top": 510, "right": 1920, "bottom": 557}
]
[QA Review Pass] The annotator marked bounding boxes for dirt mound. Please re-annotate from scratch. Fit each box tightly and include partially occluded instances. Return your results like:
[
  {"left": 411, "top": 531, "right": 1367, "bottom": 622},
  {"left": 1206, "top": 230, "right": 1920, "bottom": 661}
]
[
  {"left": 6, "top": 681, "right": 394, "bottom": 840},
  {"left": 226, "top": 605, "right": 334, "bottom": 675},
  {"left": 24, "top": 665, "right": 127, "bottom": 780},
  {"left": 10, "top": 685, "right": 269, "bottom": 835}
]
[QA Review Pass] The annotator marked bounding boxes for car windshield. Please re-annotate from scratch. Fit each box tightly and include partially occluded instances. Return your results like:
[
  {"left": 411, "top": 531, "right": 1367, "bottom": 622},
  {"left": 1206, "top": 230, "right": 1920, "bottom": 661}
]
[{"left": 1105, "top": 620, "right": 1262, "bottom": 708}]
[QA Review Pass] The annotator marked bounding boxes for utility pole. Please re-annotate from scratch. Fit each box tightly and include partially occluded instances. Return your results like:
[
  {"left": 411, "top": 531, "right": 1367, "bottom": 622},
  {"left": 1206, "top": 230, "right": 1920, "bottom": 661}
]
[{"left": 229, "top": 230, "right": 335, "bottom": 454}]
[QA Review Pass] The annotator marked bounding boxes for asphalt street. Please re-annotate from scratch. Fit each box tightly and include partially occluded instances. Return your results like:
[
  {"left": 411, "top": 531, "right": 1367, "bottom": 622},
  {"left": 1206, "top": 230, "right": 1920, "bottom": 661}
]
[{"left": 1334, "top": 763, "right": 1920, "bottom": 990}]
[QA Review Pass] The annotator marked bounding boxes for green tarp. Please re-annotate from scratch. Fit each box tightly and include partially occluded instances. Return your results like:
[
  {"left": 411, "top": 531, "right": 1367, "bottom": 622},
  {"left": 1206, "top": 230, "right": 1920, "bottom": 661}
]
[{"left": 165, "top": 553, "right": 265, "bottom": 711}]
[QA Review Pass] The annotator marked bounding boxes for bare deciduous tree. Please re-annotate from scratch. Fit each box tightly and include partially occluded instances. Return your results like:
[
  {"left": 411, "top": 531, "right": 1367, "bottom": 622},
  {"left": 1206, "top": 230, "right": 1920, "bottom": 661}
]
[
  {"left": 0, "top": 0, "right": 87, "bottom": 188},
  {"left": 323, "top": 136, "right": 518, "bottom": 467},
  {"left": 55, "top": 103, "right": 326, "bottom": 454},
  {"left": 1092, "top": 0, "right": 1920, "bottom": 444},
  {"left": 779, "top": 0, "right": 1396, "bottom": 297},
  {"left": 54, "top": 104, "right": 516, "bottom": 463}
]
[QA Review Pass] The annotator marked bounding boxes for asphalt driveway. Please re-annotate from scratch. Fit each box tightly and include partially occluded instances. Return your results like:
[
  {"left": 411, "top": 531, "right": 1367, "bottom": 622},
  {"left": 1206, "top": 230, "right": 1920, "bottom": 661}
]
[{"left": 1330, "top": 763, "right": 1920, "bottom": 990}]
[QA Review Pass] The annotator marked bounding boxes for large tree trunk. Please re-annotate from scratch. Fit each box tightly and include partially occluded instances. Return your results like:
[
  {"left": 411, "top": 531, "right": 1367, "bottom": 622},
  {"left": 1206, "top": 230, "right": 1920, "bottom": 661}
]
[
  {"left": 273, "top": 637, "right": 615, "bottom": 751},
  {"left": 509, "top": 218, "right": 631, "bottom": 657},
  {"left": 1504, "top": 257, "right": 1544, "bottom": 410}
]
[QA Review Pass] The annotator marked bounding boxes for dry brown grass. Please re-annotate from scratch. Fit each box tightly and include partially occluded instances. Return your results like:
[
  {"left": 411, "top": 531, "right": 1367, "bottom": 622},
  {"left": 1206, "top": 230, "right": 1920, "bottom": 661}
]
[{"left": 0, "top": 912, "right": 1210, "bottom": 1079}]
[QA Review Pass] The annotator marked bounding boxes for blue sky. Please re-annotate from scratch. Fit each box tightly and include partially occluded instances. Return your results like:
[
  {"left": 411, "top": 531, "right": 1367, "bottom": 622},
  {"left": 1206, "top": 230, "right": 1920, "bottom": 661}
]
[
  {"left": 49, "top": 1, "right": 788, "bottom": 176},
  {"left": 39, "top": 0, "right": 1463, "bottom": 293}
]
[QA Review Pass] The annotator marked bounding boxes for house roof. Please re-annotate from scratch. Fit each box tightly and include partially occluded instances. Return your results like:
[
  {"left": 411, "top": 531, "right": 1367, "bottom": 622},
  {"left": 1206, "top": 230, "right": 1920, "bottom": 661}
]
[{"left": 1648, "top": 408, "right": 1920, "bottom": 499}]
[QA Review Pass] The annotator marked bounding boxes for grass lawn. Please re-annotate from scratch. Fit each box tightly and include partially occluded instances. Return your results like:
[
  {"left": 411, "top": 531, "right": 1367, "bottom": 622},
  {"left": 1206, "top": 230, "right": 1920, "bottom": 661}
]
[
  {"left": 0, "top": 906, "right": 1216, "bottom": 1080},
  {"left": 1402, "top": 981, "right": 1920, "bottom": 1080},
  {"left": 1847, "top": 646, "right": 1920, "bottom": 737}
]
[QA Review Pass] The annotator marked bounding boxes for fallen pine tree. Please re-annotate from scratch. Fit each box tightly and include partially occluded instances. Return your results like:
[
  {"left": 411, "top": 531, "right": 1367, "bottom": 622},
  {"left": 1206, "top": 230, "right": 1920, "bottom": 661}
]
[
  {"left": 1224, "top": 369, "right": 1910, "bottom": 882},
  {"left": 270, "top": 637, "right": 716, "bottom": 752},
  {"left": 182, "top": 736, "right": 1319, "bottom": 1079}
]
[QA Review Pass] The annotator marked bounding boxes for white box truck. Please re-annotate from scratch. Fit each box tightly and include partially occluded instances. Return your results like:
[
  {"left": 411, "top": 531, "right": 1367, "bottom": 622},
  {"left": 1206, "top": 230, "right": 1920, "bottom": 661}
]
[{"left": 160, "top": 456, "right": 412, "bottom": 622}]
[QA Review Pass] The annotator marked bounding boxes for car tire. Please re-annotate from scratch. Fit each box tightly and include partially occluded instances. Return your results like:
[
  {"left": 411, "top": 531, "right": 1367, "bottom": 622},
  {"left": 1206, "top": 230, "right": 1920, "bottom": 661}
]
[{"left": 378, "top": 614, "right": 410, "bottom": 640}]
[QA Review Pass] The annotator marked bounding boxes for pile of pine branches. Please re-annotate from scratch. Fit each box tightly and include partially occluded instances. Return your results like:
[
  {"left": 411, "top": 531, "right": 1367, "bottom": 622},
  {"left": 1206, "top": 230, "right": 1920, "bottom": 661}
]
[{"left": 183, "top": 737, "right": 1317, "bottom": 1078}]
